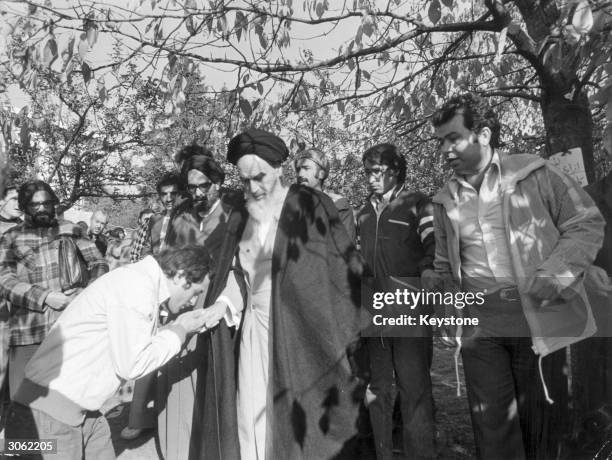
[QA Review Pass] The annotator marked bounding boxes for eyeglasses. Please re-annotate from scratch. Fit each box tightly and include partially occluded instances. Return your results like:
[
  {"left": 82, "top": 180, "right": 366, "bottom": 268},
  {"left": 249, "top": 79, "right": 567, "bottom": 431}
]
[
  {"left": 364, "top": 166, "right": 390, "bottom": 178},
  {"left": 187, "top": 182, "right": 213, "bottom": 193},
  {"left": 27, "top": 200, "right": 55, "bottom": 209}
]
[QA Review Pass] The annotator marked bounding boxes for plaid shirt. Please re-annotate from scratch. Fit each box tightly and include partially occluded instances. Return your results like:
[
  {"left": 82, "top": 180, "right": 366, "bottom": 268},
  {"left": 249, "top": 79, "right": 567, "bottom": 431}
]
[
  {"left": 0, "top": 218, "right": 108, "bottom": 346},
  {"left": 129, "top": 217, "right": 151, "bottom": 263}
]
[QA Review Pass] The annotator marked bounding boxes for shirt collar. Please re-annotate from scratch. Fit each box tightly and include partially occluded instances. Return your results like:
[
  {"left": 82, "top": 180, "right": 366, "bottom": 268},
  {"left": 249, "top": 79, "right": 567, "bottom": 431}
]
[
  {"left": 141, "top": 255, "right": 171, "bottom": 306},
  {"left": 449, "top": 150, "right": 501, "bottom": 192},
  {"left": 371, "top": 183, "right": 404, "bottom": 208}
]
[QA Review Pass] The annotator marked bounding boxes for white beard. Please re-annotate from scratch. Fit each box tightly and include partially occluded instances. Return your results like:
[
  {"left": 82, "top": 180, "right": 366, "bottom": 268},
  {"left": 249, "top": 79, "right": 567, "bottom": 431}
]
[{"left": 245, "top": 197, "right": 269, "bottom": 223}]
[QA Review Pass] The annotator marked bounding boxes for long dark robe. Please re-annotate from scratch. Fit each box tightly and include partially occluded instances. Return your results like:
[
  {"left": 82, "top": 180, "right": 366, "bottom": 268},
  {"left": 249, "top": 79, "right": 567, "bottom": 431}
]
[
  {"left": 191, "top": 184, "right": 363, "bottom": 460},
  {"left": 156, "top": 192, "right": 241, "bottom": 460}
]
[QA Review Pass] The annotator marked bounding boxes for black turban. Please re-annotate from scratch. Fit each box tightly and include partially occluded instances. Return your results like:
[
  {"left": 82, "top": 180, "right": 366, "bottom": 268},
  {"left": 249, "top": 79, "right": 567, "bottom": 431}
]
[
  {"left": 227, "top": 129, "right": 289, "bottom": 166},
  {"left": 180, "top": 154, "right": 225, "bottom": 185}
]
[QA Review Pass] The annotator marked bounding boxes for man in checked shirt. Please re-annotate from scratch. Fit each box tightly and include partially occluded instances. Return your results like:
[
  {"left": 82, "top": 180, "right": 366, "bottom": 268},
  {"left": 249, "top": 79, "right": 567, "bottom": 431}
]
[{"left": 0, "top": 180, "right": 108, "bottom": 399}]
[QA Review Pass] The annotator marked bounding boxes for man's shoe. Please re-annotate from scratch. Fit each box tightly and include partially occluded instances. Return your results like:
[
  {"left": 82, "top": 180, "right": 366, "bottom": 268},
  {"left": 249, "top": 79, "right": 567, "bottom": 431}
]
[{"left": 120, "top": 426, "right": 144, "bottom": 440}]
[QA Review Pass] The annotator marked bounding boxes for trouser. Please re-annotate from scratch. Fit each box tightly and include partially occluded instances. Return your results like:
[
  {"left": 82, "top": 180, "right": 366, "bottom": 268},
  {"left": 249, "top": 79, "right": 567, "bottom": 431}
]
[
  {"left": 9, "top": 344, "right": 39, "bottom": 399},
  {"left": 128, "top": 371, "right": 156, "bottom": 429},
  {"left": 366, "top": 336, "right": 436, "bottom": 460},
  {"left": 461, "top": 336, "right": 567, "bottom": 460},
  {"left": 0, "top": 315, "right": 9, "bottom": 431},
  {"left": 5, "top": 402, "right": 115, "bottom": 460}
]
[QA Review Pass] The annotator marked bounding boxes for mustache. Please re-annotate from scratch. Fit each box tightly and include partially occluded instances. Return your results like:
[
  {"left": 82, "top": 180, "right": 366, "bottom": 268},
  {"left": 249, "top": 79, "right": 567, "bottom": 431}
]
[{"left": 33, "top": 211, "right": 54, "bottom": 219}]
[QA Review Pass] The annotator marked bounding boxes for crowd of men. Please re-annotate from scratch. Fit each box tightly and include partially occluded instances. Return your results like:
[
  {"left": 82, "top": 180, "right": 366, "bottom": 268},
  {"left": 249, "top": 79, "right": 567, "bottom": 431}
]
[{"left": 0, "top": 92, "right": 610, "bottom": 460}]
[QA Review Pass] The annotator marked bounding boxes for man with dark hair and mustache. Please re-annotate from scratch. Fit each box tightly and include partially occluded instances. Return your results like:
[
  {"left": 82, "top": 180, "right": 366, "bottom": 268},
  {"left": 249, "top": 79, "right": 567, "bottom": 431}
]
[
  {"left": 0, "top": 180, "right": 108, "bottom": 399},
  {"left": 294, "top": 147, "right": 356, "bottom": 241}
]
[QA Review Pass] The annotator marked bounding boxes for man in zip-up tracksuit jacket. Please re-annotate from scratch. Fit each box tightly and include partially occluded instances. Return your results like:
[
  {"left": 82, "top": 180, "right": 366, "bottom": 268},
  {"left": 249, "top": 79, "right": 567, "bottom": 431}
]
[
  {"left": 357, "top": 143, "right": 437, "bottom": 460},
  {"left": 431, "top": 93, "right": 606, "bottom": 460}
]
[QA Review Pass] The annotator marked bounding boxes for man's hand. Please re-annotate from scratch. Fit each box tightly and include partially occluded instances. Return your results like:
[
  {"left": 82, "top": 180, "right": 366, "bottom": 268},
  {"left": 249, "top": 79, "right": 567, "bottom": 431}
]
[
  {"left": 45, "top": 292, "right": 71, "bottom": 311},
  {"left": 526, "top": 271, "right": 563, "bottom": 301},
  {"left": 438, "top": 327, "right": 458, "bottom": 348},
  {"left": 201, "top": 301, "right": 229, "bottom": 329},
  {"left": 173, "top": 309, "right": 208, "bottom": 335},
  {"left": 421, "top": 269, "right": 443, "bottom": 291}
]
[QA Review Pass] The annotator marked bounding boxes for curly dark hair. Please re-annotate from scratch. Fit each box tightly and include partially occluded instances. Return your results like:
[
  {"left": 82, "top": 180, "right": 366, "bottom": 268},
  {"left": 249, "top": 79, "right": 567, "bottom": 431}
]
[
  {"left": 17, "top": 180, "right": 59, "bottom": 212},
  {"left": 156, "top": 172, "right": 183, "bottom": 195},
  {"left": 154, "top": 245, "right": 210, "bottom": 285},
  {"left": 431, "top": 93, "right": 502, "bottom": 148},
  {"left": 362, "top": 143, "right": 407, "bottom": 183}
]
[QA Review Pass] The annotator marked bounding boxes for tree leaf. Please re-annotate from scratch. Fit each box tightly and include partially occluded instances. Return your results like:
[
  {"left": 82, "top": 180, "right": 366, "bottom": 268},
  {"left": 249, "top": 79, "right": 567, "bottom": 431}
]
[
  {"left": 186, "top": 16, "right": 196, "bottom": 35},
  {"left": 571, "top": 0, "right": 593, "bottom": 35},
  {"left": 362, "top": 69, "right": 370, "bottom": 80},
  {"left": 78, "top": 36, "right": 89, "bottom": 60},
  {"left": 315, "top": 0, "right": 327, "bottom": 19},
  {"left": 43, "top": 38, "right": 58, "bottom": 67},
  {"left": 428, "top": 0, "right": 442, "bottom": 25},
  {"left": 355, "top": 70, "right": 361, "bottom": 90},
  {"left": 239, "top": 98, "right": 253, "bottom": 118},
  {"left": 362, "top": 14, "right": 375, "bottom": 37},
  {"left": 441, "top": 0, "right": 453, "bottom": 8},
  {"left": 257, "top": 82, "right": 264, "bottom": 95},
  {"left": 99, "top": 84, "right": 107, "bottom": 103},
  {"left": 87, "top": 26, "right": 98, "bottom": 48},
  {"left": 82, "top": 62, "right": 92, "bottom": 83}
]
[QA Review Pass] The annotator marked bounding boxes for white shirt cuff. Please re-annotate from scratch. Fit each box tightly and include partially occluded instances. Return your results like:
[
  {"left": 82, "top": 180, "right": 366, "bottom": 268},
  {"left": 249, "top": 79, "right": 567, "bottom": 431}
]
[{"left": 218, "top": 294, "right": 242, "bottom": 328}]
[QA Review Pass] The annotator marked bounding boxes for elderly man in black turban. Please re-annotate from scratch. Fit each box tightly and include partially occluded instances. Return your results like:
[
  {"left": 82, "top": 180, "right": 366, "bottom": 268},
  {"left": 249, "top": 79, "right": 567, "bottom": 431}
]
[{"left": 191, "top": 129, "right": 363, "bottom": 460}]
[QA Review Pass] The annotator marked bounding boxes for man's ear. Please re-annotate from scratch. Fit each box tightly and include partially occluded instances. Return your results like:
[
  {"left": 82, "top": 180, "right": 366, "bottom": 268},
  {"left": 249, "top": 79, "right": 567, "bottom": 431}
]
[
  {"left": 172, "top": 270, "right": 187, "bottom": 287},
  {"left": 477, "top": 127, "right": 492, "bottom": 147}
]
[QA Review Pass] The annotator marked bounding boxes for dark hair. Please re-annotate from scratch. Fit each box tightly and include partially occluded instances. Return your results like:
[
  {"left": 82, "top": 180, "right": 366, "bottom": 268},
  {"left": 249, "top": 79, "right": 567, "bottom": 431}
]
[
  {"left": 431, "top": 93, "right": 501, "bottom": 148},
  {"left": 156, "top": 172, "right": 182, "bottom": 195},
  {"left": 362, "top": 143, "right": 407, "bottom": 183},
  {"left": 2, "top": 185, "right": 18, "bottom": 200},
  {"left": 109, "top": 227, "right": 125, "bottom": 239},
  {"left": 155, "top": 245, "right": 210, "bottom": 285},
  {"left": 182, "top": 157, "right": 224, "bottom": 185},
  {"left": 138, "top": 208, "right": 154, "bottom": 221},
  {"left": 174, "top": 144, "right": 214, "bottom": 164},
  {"left": 18, "top": 180, "right": 59, "bottom": 211}
]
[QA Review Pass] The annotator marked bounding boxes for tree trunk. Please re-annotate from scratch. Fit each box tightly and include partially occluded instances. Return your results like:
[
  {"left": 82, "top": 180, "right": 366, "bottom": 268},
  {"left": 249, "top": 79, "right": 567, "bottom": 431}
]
[{"left": 540, "top": 85, "right": 596, "bottom": 184}]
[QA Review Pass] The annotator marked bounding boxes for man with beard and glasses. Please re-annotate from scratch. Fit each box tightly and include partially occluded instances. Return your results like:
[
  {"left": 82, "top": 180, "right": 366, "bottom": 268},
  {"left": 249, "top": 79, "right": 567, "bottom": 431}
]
[
  {"left": 156, "top": 145, "right": 242, "bottom": 460},
  {"left": 294, "top": 148, "right": 356, "bottom": 241},
  {"left": 0, "top": 181, "right": 108, "bottom": 399},
  {"left": 190, "top": 129, "right": 363, "bottom": 460}
]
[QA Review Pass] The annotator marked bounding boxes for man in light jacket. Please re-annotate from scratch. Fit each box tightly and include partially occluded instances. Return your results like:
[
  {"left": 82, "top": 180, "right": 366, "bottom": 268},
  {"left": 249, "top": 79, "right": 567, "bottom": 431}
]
[
  {"left": 5, "top": 246, "right": 216, "bottom": 460},
  {"left": 430, "top": 93, "right": 606, "bottom": 459}
]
